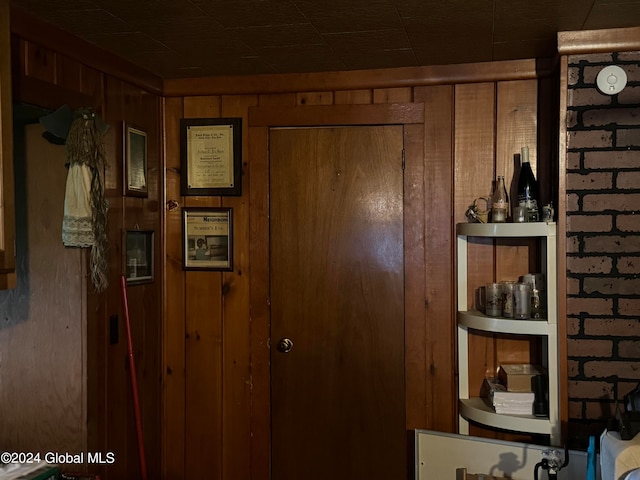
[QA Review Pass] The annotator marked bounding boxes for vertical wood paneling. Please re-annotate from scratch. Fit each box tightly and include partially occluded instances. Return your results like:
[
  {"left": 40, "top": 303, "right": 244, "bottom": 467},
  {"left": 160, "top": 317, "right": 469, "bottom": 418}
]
[
  {"left": 296, "top": 91, "right": 333, "bottom": 105},
  {"left": 0, "top": 0, "right": 15, "bottom": 287},
  {"left": 373, "top": 87, "right": 412, "bottom": 103},
  {"left": 163, "top": 96, "right": 187, "bottom": 480},
  {"left": 182, "top": 96, "right": 224, "bottom": 480},
  {"left": 404, "top": 120, "right": 427, "bottom": 430},
  {"left": 258, "top": 93, "right": 297, "bottom": 106},
  {"left": 415, "top": 84, "right": 457, "bottom": 433},
  {"left": 24, "top": 42, "right": 55, "bottom": 82},
  {"left": 220, "top": 94, "right": 256, "bottom": 480},
  {"left": 0, "top": 125, "right": 86, "bottom": 455},
  {"left": 248, "top": 126, "right": 271, "bottom": 480},
  {"left": 334, "top": 89, "right": 372, "bottom": 104},
  {"left": 454, "top": 83, "right": 497, "bottom": 398},
  {"left": 494, "top": 80, "right": 540, "bottom": 374}
]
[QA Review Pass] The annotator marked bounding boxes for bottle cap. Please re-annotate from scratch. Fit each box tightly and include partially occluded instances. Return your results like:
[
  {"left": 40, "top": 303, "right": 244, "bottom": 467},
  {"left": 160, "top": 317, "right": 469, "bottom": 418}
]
[{"left": 521, "top": 146, "right": 529, "bottom": 163}]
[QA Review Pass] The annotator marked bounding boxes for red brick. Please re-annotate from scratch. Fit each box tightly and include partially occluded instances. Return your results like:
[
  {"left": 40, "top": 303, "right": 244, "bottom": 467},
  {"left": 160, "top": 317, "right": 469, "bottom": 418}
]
[
  {"left": 616, "top": 128, "right": 640, "bottom": 147},
  {"left": 617, "top": 256, "right": 640, "bottom": 274},
  {"left": 567, "top": 193, "right": 580, "bottom": 212},
  {"left": 620, "top": 381, "right": 640, "bottom": 398},
  {"left": 618, "top": 214, "right": 640, "bottom": 232},
  {"left": 566, "top": 172, "right": 612, "bottom": 190},
  {"left": 584, "top": 360, "right": 640, "bottom": 379},
  {"left": 570, "top": 53, "right": 613, "bottom": 68},
  {"left": 567, "top": 130, "right": 613, "bottom": 149},
  {"left": 568, "top": 400, "right": 584, "bottom": 419},
  {"left": 567, "top": 255, "right": 612, "bottom": 274},
  {"left": 585, "top": 400, "right": 616, "bottom": 419},
  {"left": 568, "top": 339, "right": 613, "bottom": 357},
  {"left": 619, "top": 299, "right": 640, "bottom": 316},
  {"left": 568, "top": 359, "right": 580, "bottom": 377},
  {"left": 567, "top": 151, "right": 581, "bottom": 169},
  {"left": 584, "top": 150, "right": 640, "bottom": 169},
  {"left": 567, "top": 316, "right": 581, "bottom": 335},
  {"left": 619, "top": 341, "right": 640, "bottom": 358},
  {"left": 617, "top": 171, "right": 640, "bottom": 189},
  {"left": 566, "top": 214, "right": 612, "bottom": 232},
  {"left": 583, "top": 108, "right": 640, "bottom": 128},
  {"left": 619, "top": 86, "right": 640, "bottom": 105},
  {"left": 567, "top": 277, "right": 580, "bottom": 295},
  {"left": 584, "top": 318, "right": 640, "bottom": 336},
  {"left": 566, "top": 235, "right": 580, "bottom": 253},
  {"left": 581, "top": 58, "right": 615, "bottom": 81},
  {"left": 568, "top": 88, "right": 612, "bottom": 107},
  {"left": 583, "top": 194, "right": 640, "bottom": 212},
  {"left": 584, "top": 277, "right": 640, "bottom": 295},
  {"left": 568, "top": 380, "right": 614, "bottom": 398},
  {"left": 566, "top": 109, "right": 579, "bottom": 129},
  {"left": 568, "top": 67, "right": 580, "bottom": 86},
  {"left": 619, "top": 52, "right": 640, "bottom": 62},
  {"left": 584, "top": 235, "right": 640, "bottom": 252},
  {"left": 568, "top": 298, "right": 613, "bottom": 316}
]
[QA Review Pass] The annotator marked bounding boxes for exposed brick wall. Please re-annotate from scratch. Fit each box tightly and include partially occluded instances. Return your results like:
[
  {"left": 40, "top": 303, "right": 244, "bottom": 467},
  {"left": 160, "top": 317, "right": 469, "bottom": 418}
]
[{"left": 566, "top": 51, "right": 640, "bottom": 439}]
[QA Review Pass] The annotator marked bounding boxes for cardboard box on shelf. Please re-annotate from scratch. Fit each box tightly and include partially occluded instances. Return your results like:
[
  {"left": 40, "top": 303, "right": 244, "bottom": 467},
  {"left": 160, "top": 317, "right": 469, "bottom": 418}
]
[{"left": 498, "top": 364, "right": 545, "bottom": 392}]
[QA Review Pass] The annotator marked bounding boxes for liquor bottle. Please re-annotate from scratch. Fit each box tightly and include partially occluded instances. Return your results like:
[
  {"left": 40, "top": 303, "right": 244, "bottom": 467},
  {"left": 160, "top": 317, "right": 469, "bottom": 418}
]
[
  {"left": 517, "top": 146, "right": 539, "bottom": 221},
  {"left": 491, "top": 176, "right": 509, "bottom": 222}
]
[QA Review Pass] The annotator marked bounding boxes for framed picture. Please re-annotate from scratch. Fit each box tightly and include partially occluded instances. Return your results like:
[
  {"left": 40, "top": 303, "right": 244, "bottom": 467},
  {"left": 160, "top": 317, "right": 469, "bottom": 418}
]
[
  {"left": 182, "top": 207, "right": 233, "bottom": 271},
  {"left": 180, "top": 117, "right": 242, "bottom": 196},
  {"left": 124, "top": 230, "right": 154, "bottom": 284},
  {"left": 124, "top": 123, "right": 148, "bottom": 197}
]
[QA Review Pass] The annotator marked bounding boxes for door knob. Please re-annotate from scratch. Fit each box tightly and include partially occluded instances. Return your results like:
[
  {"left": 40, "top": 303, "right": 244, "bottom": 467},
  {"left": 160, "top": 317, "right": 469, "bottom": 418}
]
[{"left": 277, "top": 337, "right": 294, "bottom": 353}]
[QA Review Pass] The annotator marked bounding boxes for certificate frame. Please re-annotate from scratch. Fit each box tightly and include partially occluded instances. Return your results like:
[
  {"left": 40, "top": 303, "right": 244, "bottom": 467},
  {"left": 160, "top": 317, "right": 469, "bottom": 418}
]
[
  {"left": 182, "top": 207, "right": 233, "bottom": 271},
  {"left": 124, "top": 230, "right": 154, "bottom": 285},
  {"left": 180, "top": 117, "right": 242, "bottom": 196},
  {"left": 124, "top": 123, "right": 148, "bottom": 197}
]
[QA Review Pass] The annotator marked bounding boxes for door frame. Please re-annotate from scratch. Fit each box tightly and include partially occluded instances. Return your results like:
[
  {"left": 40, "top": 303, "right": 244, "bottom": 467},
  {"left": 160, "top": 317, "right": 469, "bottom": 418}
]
[{"left": 248, "top": 103, "right": 425, "bottom": 480}]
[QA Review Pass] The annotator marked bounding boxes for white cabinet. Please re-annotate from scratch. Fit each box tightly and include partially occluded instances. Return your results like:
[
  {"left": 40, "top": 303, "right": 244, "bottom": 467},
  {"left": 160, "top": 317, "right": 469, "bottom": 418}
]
[{"left": 456, "top": 222, "right": 560, "bottom": 446}]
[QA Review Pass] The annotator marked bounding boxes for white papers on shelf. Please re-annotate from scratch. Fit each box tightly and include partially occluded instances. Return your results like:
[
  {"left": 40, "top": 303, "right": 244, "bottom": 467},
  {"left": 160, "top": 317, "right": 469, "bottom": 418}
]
[{"left": 482, "top": 378, "right": 534, "bottom": 415}]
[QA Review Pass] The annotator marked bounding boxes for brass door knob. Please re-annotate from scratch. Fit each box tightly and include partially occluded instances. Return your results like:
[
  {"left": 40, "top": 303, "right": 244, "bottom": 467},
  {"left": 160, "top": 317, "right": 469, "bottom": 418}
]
[{"left": 277, "top": 337, "right": 294, "bottom": 353}]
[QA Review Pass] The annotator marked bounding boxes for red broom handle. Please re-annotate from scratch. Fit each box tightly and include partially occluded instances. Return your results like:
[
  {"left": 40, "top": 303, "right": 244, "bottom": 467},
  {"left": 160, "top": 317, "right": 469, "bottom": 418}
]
[{"left": 120, "top": 276, "right": 148, "bottom": 480}]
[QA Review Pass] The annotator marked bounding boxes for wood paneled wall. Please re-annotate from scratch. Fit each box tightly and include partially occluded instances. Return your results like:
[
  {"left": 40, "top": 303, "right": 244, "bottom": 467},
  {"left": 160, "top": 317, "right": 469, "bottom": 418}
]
[
  {"left": 8, "top": 9, "right": 162, "bottom": 479},
  {"left": 163, "top": 60, "right": 560, "bottom": 478}
]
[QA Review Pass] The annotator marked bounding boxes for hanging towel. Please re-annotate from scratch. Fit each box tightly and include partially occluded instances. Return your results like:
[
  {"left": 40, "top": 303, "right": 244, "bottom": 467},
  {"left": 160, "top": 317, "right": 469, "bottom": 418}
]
[{"left": 62, "top": 162, "right": 94, "bottom": 247}]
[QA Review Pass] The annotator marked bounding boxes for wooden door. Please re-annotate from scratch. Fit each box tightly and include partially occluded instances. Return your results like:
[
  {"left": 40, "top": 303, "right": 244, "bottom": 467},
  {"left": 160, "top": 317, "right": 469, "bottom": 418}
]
[{"left": 270, "top": 126, "right": 406, "bottom": 480}]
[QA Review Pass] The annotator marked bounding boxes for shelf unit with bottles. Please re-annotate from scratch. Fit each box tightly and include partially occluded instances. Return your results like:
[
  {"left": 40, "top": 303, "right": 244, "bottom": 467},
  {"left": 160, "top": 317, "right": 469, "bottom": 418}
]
[{"left": 456, "top": 221, "right": 560, "bottom": 446}]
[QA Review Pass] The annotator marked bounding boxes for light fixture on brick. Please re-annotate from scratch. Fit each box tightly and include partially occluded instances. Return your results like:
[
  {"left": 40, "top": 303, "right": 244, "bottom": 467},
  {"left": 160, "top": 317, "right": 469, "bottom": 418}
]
[{"left": 596, "top": 65, "right": 628, "bottom": 95}]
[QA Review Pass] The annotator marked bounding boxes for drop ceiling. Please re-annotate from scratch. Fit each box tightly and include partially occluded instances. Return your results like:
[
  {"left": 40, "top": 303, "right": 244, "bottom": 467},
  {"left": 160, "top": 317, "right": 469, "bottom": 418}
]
[{"left": 10, "top": 0, "right": 640, "bottom": 79}]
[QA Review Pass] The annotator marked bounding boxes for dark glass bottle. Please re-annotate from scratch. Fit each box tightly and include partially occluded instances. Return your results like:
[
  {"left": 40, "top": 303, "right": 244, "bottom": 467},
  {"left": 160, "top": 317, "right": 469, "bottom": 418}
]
[{"left": 517, "top": 146, "right": 539, "bottom": 221}]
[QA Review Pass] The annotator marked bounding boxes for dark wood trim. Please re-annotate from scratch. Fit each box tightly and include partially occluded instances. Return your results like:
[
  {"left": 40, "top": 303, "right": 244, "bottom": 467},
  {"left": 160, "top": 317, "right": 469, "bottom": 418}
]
[
  {"left": 557, "top": 55, "right": 570, "bottom": 440},
  {"left": 13, "top": 74, "right": 92, "bottom": 110},
  {"left": 558, "top": 26, "right": 640, "bottom": 56},
  {"left": 10, "top": 6, "right": 163, "bottom": 95},
  {"left": 249, "top": 103, "right": 424, "bottom": 127},
  {"left": 164, "top": 58, "right": 556, "bottom": 97}
]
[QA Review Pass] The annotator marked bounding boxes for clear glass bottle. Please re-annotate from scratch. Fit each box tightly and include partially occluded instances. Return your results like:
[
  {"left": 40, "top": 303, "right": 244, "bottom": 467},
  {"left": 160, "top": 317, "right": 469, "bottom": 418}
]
[
  {"left": 491, "top": 176, "right": 509, "bottom": 223},
  {"left": 517, "top": 146, "right": 539, "bottom": 221}
]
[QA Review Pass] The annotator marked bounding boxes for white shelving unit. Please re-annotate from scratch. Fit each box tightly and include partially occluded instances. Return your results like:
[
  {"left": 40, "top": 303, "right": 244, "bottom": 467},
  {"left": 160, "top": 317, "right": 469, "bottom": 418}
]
[{"left": 456, "top": 221, "right": 561, "bottom": 446}]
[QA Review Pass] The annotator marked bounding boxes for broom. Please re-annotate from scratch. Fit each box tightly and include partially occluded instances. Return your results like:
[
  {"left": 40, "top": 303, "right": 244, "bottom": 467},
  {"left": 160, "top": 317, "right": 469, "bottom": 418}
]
[{"left": 120, "top": 276, "right": 149, "bottom": 480}]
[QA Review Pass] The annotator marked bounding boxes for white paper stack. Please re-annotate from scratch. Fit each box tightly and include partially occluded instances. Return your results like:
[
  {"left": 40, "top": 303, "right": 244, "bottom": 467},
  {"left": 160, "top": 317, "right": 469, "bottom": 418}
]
[{"left": 482, "top": 378, "right": 534, "bottom": 415}]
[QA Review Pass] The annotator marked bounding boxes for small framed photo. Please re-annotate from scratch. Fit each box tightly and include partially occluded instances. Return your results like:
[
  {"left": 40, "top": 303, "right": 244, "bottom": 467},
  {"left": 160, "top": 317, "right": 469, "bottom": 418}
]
[
  {"left": 124, "top": 123, "right": 148, "bottom": 197},
  {"left": 182, "top": 207, "right": 233, "bottom": 271},
  {"left": 124, "top": 230, "right": 154, "bottom": 284},
  {"left": 180, "top": 117, "right": 242, "bottom": 197}
]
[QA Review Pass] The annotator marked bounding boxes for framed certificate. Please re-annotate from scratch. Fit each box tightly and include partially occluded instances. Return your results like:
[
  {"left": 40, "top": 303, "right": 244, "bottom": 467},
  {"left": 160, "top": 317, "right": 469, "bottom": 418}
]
[
  {"left": 124, "top": 123, "right": 148, "bottom": 197},
  {"left": 182, "top": 207, "right": 233, "bottom": 271},
  {"left": 180, "top": 117, "right": 242, "bottom": 196}
]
